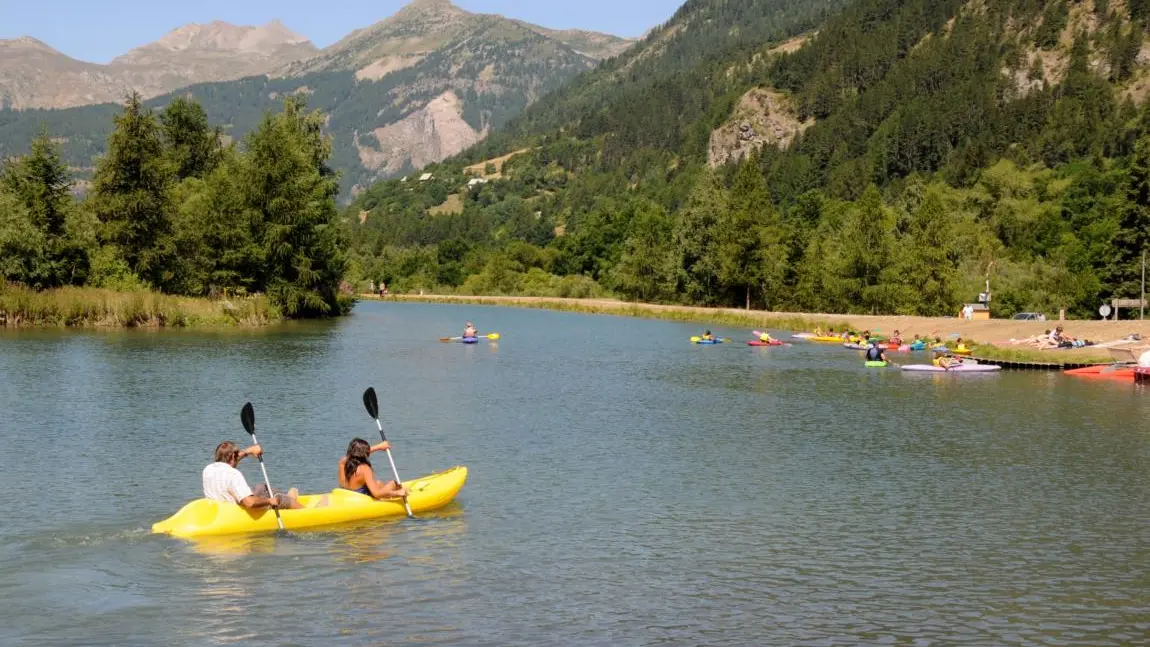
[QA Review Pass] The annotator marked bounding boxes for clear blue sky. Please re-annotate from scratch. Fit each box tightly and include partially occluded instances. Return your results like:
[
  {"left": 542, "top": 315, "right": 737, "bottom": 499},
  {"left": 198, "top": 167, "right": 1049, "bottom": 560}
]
[{"left": 0, "top": 0, "right": 684, "bottom": 63}]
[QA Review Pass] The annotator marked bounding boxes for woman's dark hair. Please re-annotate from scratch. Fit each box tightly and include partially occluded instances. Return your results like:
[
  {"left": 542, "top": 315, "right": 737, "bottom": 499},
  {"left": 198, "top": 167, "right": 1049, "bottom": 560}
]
[{"left": 344, "top": 438, "right": 372, "bottom": 482}]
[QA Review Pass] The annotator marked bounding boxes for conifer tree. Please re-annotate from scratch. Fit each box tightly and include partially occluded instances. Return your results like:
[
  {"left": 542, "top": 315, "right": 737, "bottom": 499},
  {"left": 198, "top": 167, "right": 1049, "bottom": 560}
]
[
  {"left": 0, "top": 132, "right": 88, "bottom": 287},
  {"left": 90, "top": 92, "right": 176, "bottom": 289},
  {"left": 241, "top": 97, "right": 346, "bottom": 317}
]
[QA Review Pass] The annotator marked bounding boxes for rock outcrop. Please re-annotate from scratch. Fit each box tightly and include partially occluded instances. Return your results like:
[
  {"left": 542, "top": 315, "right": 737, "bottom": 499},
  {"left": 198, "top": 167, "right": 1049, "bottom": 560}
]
[{"left": 708, "top": 88, "right": 813, "bottom": 167}]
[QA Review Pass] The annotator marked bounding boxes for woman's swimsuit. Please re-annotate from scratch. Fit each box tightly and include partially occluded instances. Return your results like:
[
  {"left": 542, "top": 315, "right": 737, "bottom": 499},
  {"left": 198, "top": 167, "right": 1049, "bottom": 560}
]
[{"left": 342, "top": 485, "right": 372, "bottom": 496}]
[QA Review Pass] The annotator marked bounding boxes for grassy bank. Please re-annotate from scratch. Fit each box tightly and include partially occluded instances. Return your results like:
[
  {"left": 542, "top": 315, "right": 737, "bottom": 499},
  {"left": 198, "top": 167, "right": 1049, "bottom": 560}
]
[
  {"left": 372, "top": 294, "right": 1138, "bottom": 365},
  {"left": 0, "top": 285, "right": 279, "bottom": 328}
]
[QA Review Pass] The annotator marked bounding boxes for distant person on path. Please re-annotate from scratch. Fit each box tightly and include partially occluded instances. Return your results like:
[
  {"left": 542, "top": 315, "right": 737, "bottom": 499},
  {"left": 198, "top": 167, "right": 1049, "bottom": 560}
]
[
  {"left": 338, "top": 438, "right": 408, "bottom": 499},
  {"left": 203, "top": 441, "right": 303, "bottom": 510}
]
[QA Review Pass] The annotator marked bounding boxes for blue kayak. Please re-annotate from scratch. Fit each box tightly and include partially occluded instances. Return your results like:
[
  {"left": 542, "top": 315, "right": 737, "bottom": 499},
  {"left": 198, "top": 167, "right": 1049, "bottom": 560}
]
[
  {"left": 693, "top": 339, "right": 723, "bottom": 345},
  {"left": 461, "top": 337, "right": 479, "bottom": 344}
]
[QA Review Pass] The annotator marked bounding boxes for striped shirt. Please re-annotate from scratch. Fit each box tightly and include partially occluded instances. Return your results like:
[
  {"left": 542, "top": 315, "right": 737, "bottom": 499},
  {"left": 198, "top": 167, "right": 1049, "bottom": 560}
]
[{"left": 202, "top": 462, "right": 254, "bottom": 504}]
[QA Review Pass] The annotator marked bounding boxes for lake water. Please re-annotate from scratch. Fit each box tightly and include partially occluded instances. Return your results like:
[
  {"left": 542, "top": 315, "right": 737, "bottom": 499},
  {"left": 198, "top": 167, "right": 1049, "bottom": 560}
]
[{"left": 2, "top": 301, "right": 1149, "bottom": 646}]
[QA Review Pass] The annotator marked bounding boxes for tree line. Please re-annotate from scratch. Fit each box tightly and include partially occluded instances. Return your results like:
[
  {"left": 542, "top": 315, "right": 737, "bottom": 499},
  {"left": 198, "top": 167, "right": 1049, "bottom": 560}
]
[{"left": 0, "top": 93, "right": 348, "bottom": 318}]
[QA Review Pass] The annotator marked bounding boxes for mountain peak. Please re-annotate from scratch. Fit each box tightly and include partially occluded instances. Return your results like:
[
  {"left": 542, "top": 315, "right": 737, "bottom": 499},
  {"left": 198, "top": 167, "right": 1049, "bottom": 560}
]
[
  {"left": 0, "top": 36, "right": 65, "bottom": 56},
  {"left": 141, "top": 20, "right": 310, "bottom": 55},
  {"left": 394, "top": 0, "right": 464, "bottom": 20}
]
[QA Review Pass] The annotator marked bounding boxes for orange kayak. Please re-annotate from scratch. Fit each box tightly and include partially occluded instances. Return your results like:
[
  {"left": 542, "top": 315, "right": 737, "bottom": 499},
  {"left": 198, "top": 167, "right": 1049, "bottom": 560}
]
[{"left": 1064, "top": 365, "right": 1135, "bottom": 381}]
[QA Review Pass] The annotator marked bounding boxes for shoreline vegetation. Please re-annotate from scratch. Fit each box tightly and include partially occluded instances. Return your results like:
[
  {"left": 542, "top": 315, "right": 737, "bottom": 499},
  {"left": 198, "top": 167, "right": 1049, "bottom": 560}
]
[
  {"left": 1, "top": 95, "right": 348, "bottom": 327},
  {"left": 0, "top": 285, "right": 278, "bottom": 328},
  {"left": 368, "top": 293, "right": 1144, "bottom": 364}
]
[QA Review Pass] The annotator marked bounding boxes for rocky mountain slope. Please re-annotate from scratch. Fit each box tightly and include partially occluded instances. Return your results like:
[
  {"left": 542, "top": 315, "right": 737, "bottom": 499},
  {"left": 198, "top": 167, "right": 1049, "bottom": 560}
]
[
  {"left": 0, "top": 21, "right": 316, "bottom": 109},
  {"left": 0, "top": 0, "right": 633, "bottom": 199}
]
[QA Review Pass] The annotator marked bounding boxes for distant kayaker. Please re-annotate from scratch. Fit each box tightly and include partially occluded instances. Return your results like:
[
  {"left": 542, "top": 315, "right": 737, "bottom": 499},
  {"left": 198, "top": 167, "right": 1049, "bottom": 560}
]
[
  {"left": 865, "top": 343, "right": 886, "bottom": 364},
  {"left": 890, "top": 330, "right": 903, "bottom": 345},
  {"left": 203, "top": 441, "right": 303, "bottom": 510},
  {"left": 702, "top": 330, "right": 715, "bottom": 341},
  {"left": 759, "top": 331, "right": 773, "bottom": 343},
  {"left": 339, "top": 438, "right": 409, "bottom": 499},
  {"left": 464, "top": 322, "right": 478, "bottom": 338}
]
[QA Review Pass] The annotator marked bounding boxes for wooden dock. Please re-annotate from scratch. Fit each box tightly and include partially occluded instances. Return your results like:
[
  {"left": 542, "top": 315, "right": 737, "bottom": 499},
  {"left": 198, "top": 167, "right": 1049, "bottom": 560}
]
[{"left": 956, "top": 355, "right": 1102, "bottom": 371}]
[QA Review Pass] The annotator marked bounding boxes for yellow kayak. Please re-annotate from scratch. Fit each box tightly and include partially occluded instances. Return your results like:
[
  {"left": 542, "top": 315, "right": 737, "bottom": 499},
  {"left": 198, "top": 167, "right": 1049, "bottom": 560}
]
[{"left": 152, "top": 466, "right": 468, "bottom": 538}]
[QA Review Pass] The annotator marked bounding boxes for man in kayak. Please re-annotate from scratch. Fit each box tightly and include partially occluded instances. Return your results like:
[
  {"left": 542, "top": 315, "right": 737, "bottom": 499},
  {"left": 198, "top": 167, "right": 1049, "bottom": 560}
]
[
  {"left": 203, "top": 441, "right": 303, "bottom": 510},
  {"left": 759, "top": 331, "right": 773, "bottom": 343},
  {"left": 702, "top": 330, "right": 715, "bottom": 341},
  {"left": 865, "top": 342, "right": 886, "bottom": 364},
  {"left": 464, "top": 321, "right": 478, "bottom": 338}
]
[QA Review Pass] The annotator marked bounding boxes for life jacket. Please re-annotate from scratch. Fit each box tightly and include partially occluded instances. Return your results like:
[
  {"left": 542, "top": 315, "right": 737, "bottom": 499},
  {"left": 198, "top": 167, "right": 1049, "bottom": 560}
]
[{"left": 865, "top": 345, "right": 883, "bottom": 362}]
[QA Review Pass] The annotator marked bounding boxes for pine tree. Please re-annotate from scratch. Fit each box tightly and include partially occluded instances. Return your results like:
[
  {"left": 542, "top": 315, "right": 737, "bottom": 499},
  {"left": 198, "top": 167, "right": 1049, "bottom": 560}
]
[
  {"left": 0, "top": 132, "right": 88, "bottom": 287},
  {"left": 242, "top": 97, "right": 346, "bottom": 317},
  {"left": 672, "top": 170, "right": 728, "bottom": 304},
  {"left": 90, "top": 92, "right": 176, "bottom": 289},
  {"left": 610, "top": 200, "right": 674, "bottom": 302},
  {"left": 161, "top": 97, "right": 222, "bottom": 181},
  {"left": 1109, "top": 137, "right": 1150, "bottom": 298},
  {"left": 906, "top": 187, "right": 958, "bottom": 315},
  {"left": 718, "top": 159, "right": 770, "bottom": 309}
]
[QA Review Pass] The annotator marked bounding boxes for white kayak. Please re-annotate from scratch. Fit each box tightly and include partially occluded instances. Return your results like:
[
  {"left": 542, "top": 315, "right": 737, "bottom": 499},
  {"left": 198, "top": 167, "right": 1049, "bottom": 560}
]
[{"left": 901, "top": 363, "right": 1001, "bottom": 373}]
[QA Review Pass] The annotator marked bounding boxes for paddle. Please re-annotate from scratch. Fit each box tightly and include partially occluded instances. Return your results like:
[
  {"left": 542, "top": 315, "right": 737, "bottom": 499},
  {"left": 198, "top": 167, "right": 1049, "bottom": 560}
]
[
  {"left": 1100, "top": 362, "right": 1136, "bottom": 374},
  {"left": 361, "top": 387, "right": 414, "bottom": 518},
  {"left": 240, "top": 402, "right": 283, "bottom": 531},
  {"left": 439, "top": 333, "right": 502, "bottom": 342}
]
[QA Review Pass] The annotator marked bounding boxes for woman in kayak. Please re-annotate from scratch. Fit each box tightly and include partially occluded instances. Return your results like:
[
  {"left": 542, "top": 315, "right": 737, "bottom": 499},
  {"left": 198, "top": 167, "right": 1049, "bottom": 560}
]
[
  {"left": 865, "top": 342, "right": 886, "bottom": 364},
  {"left": 890, "top": 330, "right": 903, "bottom": 345},
  {"left": 339, "top": 438, "right": 409, "bottom": 499},
  {"left": 464, "top": 322, "right": 478, "bottom": 339},
  {"left": 702, "top": 330, "right": 715, "bottom": 341},
  {"left": 759, "top": 331, "right": 773, "bottom": 343}
]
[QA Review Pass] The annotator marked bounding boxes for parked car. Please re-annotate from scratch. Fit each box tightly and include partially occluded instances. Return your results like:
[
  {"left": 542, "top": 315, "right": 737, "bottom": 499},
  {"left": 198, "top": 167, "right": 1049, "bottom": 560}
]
[{"left": 1012, "top": 312, "right": 1046, "bottom": 321}]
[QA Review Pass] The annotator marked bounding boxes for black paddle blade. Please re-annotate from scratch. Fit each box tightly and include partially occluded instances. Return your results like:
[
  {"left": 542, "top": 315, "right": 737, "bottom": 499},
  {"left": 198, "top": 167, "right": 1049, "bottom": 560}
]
[
  {"left": 241, "top": 402, "right": 255, "bottom": 435},
  {"left": 363, "top": 387, "right": 379, "bottom": 419}
]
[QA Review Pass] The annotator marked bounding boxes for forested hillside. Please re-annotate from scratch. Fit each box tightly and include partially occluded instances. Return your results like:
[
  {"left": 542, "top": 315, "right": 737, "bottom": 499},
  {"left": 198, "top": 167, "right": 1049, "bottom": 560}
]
[{"left": 346, "top": 0, "right": 1150, "bottom": 319}]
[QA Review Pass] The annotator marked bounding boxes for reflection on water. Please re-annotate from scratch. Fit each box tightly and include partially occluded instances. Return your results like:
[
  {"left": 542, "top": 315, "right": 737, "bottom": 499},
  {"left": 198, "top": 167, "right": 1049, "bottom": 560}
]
[{"left": 2, "top": 303, "right": 1150, "bottom": 645}]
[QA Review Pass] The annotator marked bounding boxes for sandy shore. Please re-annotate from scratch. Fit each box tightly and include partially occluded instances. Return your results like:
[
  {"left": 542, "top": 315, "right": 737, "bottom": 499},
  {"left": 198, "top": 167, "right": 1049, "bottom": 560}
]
[{"left": 368, "top": 294, "right": 1150, "bottom": 361}]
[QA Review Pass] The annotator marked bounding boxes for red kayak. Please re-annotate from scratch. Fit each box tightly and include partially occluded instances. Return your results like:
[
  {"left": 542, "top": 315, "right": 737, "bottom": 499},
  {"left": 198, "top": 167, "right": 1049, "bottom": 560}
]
[
  {"left": 747, "top": 340, "right": 784, "bottom": 347},
  {"left": 1064, "top": 365, "right": 1135, "bottom": 381}
]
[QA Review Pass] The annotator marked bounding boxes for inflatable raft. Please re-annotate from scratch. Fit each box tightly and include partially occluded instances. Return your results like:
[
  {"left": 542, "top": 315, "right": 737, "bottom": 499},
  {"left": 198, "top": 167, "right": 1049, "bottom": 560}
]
[{"left": 153, "top": 466, "right": 468, "bottom": 539}]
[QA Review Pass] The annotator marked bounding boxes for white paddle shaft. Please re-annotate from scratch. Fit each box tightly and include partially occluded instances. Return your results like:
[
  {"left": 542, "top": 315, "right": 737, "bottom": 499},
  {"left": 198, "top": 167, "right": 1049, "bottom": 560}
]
[
  {"left": 249, "top": 432, "right": 284, "bottom": 530},
  {"left": 375, "top": 419, "right": 414, "bottom": 517}
]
